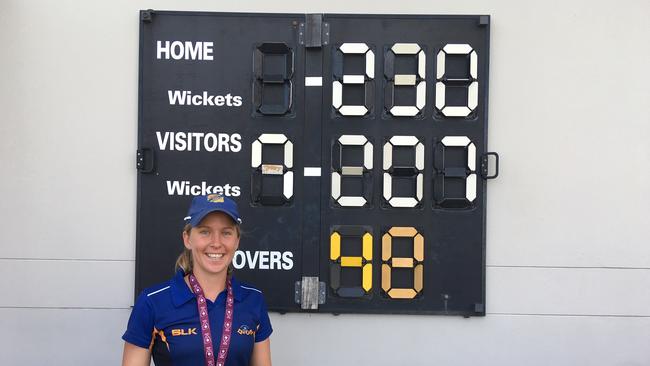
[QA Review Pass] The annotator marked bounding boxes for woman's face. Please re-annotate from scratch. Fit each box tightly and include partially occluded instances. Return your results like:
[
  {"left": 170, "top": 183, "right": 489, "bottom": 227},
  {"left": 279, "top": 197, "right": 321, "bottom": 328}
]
[{"left": 183, "top": 211, "right": 240, "bottom": 278}]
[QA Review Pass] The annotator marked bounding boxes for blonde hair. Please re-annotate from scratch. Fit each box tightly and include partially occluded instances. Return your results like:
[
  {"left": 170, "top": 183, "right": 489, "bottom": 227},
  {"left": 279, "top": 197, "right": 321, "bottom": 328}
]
[{"left": 175, "top": 222, "right": 240, "bottom": 274}]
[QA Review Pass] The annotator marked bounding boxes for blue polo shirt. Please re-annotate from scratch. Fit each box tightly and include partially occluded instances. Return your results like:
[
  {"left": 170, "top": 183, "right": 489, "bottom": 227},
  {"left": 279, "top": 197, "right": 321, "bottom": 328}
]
[{"left": 123, "top": 270, "right": 272, "bottom": 366}]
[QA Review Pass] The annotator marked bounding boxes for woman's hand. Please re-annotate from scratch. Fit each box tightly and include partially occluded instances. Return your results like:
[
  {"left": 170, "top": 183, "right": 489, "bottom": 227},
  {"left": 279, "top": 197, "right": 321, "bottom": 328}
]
[
  {"left": 122, "top": 342, "right": 151, "bottom": 366},
  {"left": 251, "top": 338, "right": 272, "bottom": 366}
]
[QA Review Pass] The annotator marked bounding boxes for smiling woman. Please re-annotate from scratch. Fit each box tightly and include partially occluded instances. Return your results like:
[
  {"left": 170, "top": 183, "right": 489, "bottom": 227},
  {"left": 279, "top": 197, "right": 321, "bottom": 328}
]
[
  {"left": 181, "top": 212, "right": 240, "bottom": 279},
  {"left": 122, "top": 194, "right": 272, "bottom": 366},
  {"left": 177, "top": 220, "right": 241, "bottom": 277}
]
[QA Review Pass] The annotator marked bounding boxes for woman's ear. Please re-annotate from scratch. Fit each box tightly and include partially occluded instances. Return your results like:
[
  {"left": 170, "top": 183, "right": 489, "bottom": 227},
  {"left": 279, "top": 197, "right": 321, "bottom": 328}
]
[
  {"left": 182, "top": 230, "right": 192, "bottom": 250},
  {"left": 234, "top": 238, "right": 240, "bottom": 252}
]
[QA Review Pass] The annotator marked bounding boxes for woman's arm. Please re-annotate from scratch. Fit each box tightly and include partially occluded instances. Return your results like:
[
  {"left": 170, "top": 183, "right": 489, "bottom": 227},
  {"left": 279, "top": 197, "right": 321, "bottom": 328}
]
[
  {"left": 122, "top": 342, "right": 152, "bottom": 366},
  {"left": 251, "top": 338, "right": 272, "bottom": 366}
]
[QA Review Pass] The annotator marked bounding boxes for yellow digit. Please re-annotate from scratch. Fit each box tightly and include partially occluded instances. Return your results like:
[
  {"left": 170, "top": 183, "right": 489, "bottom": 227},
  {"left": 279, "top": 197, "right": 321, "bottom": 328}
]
[{"left": 330, "top": 228, "right": 373, "bottom": 296}]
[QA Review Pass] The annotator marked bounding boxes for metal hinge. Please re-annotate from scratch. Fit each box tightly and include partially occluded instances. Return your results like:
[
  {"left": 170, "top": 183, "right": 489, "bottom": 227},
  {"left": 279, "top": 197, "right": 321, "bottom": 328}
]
[
  {"left": 295, "top": 277, "right": 326, "bottom": 309},
  {"left": 299, "top": 14, "right": 329, "bottom": 47},
  {"left": 136, "top": 148, "right": 155, "bottom": 173},
  {"left": 480, "top": 152, "right": 499, "bottom": 179}
]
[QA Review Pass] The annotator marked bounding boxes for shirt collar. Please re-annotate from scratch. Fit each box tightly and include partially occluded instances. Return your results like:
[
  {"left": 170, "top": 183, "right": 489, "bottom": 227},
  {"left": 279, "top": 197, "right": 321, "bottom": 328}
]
[
  {"left": 171, "top": 269, "right": 194, "bottom": 307},
  {"left": 230, "top": 276, "right": 245, "bottom": 302},
  {"left": 171, "top": 269, "right": 245, "bottom": 307}
]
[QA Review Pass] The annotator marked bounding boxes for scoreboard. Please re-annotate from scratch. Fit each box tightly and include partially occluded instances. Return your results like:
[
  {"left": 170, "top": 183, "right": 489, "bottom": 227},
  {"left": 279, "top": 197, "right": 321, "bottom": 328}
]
[{"left": 136, "top": 11, "right": 498, "bottom": 316}]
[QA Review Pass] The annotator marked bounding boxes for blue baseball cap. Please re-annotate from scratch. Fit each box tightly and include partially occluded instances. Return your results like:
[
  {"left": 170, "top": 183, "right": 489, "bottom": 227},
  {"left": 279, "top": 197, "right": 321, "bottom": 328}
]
[{"left": 183, "top": 194, "right": 242, "bottom": 226}]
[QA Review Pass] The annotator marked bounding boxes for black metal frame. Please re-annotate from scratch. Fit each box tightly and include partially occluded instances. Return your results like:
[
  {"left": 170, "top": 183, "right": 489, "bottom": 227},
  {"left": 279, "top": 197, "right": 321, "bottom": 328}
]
[{"left": 136, "top": 10, "right": 496, "bottom": 316}]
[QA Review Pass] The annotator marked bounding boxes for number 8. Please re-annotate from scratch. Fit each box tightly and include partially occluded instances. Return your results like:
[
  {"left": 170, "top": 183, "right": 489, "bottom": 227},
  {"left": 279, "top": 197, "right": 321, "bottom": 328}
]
[{"left": 382, "top": 227, "right": 424, "bottom": 299}]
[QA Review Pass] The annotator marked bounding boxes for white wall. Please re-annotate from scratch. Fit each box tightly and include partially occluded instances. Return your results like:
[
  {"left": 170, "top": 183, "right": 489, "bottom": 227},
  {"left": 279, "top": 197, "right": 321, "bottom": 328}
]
[{"left": 1, "top": 0, "right": 649, "bottom": 365}]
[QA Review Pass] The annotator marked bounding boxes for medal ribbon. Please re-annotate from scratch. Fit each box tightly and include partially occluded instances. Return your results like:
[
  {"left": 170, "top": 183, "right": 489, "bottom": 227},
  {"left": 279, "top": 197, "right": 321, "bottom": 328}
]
[{"left": 189, "top": 274, "right": 234, "bottom": 366}]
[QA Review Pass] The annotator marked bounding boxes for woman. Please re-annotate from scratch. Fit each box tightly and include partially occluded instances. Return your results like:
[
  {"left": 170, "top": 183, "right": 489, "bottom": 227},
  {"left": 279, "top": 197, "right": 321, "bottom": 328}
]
[{"left": 122, "top": 194, "right": 272, "bottom": 366}]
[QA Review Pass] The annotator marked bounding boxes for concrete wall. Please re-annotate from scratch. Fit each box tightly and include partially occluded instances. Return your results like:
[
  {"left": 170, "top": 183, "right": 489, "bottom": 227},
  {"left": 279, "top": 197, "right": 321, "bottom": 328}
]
[{"left": 1, "top": 0, "right": 648, "bottom": 365}]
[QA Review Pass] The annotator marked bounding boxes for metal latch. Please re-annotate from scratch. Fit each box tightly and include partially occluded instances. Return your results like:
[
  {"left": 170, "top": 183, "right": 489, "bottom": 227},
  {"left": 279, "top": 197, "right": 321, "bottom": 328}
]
[
  {"left": 295, "top": 277, "right": 326, "bottom": 309},
  {"left": 480, "top": 152, "right": 499, "bottom": 179},
  {"left": 136, "top": 148, "right": 155, "bottom": 174}
]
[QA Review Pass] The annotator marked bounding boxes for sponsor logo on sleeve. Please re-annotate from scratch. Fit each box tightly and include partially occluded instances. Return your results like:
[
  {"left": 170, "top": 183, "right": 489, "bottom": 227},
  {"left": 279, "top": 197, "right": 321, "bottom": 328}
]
[{"left": 236, "top": 325, "right": 256, "bottom": 337}]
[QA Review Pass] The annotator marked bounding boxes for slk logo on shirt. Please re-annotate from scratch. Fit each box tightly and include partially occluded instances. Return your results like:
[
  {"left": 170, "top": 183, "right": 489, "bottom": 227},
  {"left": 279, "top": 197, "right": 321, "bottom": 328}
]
[{"left": 171, "top": 328, "right": 198, "bottom": 336}]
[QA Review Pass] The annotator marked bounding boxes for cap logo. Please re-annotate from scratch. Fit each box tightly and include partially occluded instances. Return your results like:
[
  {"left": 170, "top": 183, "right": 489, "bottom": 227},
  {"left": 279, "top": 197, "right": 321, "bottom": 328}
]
[{"left": 207, "top": 194, "right": 224, "bottom": 203}]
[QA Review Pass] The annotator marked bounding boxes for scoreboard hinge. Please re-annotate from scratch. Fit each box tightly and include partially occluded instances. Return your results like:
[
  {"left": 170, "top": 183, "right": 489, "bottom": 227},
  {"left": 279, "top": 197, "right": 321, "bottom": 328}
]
[
  {"left": 136, "top": 148, "right": 155, "bottom": 174},
  {"left": 295, "top": 277, "right": 326, "bottom": 309},
  {"left": 298, "top": 14, "right": 329, "bottom": 48}
]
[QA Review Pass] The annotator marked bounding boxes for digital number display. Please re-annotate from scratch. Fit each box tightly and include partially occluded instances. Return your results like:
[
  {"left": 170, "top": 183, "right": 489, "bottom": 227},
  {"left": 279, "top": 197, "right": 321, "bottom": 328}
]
[{"left": 136, "top": 11, "right": 492, "bottom": 316}]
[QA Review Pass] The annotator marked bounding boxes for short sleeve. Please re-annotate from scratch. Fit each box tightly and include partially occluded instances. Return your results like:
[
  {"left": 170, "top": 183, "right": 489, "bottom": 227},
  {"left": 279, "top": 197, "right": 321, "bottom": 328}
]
[
  {"left": 255, "top": 295, "right": 273, "bottom": 342},
  {"left": 122, "top": 292, "right": 155, "bottom": 349}
]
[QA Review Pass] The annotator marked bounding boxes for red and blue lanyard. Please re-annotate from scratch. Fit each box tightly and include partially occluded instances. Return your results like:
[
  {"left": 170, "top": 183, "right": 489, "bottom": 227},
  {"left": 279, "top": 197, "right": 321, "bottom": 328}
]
[{"left": 189, "top": 274, "right": 234, "bottom": 366}]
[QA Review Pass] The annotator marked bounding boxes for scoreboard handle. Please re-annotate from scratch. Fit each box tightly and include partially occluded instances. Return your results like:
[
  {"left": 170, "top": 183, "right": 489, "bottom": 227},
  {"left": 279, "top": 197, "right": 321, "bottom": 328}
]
[
  {"left": 136, "top": 148, "right": 155, "bottom": 174},
  {"left": 480, "top": 152, "right": 499, "bottom": 180}
]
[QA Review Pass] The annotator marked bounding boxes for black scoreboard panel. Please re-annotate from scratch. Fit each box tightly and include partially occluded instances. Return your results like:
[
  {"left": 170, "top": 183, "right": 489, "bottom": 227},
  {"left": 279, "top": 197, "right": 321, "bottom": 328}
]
[{"left": 136, "top": 11, "right": 493, "bottom": 316}]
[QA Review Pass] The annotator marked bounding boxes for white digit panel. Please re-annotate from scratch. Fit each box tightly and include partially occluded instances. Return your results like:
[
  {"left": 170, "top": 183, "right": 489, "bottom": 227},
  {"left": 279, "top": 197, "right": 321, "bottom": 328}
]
[
  {"left": 433, "top": 136, "right": 477, "bottom": 208},
  {"left": 383, "top": 136, "right": 424, "bottom": 208},
  {"left": 385, "top": 43, "right": 426, "bottom": 117},
  {"left": 251, "top": 133, "right": 294, "bottom": 201},
  {"left": 435, "top": 44, "right": 478, "bottom": 117},
  {"left": 332, "top": 43, "right": 375, "bottom": 116},
  {"left": 331, "top": 135, "right": 373, "bottom": 207}
]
